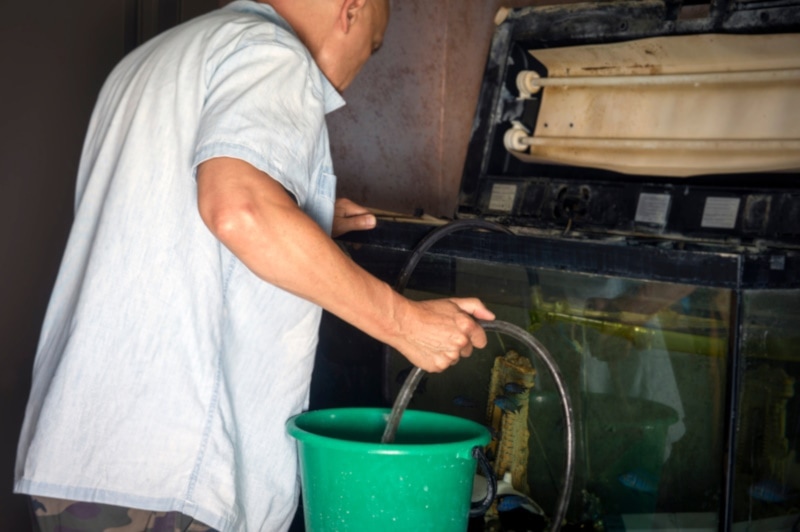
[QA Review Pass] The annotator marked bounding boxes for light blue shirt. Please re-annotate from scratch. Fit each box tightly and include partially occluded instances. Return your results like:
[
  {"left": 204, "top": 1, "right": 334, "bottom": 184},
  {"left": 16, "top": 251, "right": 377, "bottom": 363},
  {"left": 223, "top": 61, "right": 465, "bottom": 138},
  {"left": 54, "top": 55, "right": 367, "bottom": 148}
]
[{"left": 15, "top": 2, "right": 345, "bottom": 530}]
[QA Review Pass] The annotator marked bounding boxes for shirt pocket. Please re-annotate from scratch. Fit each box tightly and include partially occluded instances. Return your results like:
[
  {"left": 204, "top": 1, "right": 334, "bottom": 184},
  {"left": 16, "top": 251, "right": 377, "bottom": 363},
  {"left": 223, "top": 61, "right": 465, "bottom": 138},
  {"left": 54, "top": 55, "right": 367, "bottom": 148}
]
[{"left": 305, "top": 169, "right": 337, "bottom": 235}]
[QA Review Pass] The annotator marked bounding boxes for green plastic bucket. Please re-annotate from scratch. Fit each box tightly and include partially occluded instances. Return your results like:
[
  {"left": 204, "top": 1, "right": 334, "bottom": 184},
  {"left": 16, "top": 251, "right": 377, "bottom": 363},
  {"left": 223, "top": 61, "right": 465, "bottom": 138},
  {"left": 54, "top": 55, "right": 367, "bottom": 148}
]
[{"left": 286, "top": 407, "right": 492, "bottom": 531}]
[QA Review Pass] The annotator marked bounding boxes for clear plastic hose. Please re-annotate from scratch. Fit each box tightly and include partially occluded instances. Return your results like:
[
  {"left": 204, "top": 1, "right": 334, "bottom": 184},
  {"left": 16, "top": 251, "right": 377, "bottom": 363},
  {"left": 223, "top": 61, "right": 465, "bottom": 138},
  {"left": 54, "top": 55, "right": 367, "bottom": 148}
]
[
  {"left": 379, "top": 219, "right": 575, "bottom": 531},
  {"left": 382, "top": 319, "right": 575, "bottom": 532}
]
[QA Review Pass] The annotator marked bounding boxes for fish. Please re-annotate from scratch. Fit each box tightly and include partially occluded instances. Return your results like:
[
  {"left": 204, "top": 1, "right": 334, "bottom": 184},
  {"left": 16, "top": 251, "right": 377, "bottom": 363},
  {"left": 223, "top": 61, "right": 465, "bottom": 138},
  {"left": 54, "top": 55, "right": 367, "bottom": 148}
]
[
  {"left": 618, "top": 470, "right": 659, "bottom": 494},
  {"left": 496, "top": 494, "right": 545, "bottom": 516},
  {"left": 452, "top": 395, "right": 477, "bottom": 408},
  {"left": 503, "top": 382, "right": 527, "bottom": 395},
  {"left": 493, "top": 395, "right": 521, "bottom": 413},
  {"left": 748, "top": 479, "right": 795, "bottom": 503},
  {"left": 497, "top": 494, "right": 526, "bottom": 512}
]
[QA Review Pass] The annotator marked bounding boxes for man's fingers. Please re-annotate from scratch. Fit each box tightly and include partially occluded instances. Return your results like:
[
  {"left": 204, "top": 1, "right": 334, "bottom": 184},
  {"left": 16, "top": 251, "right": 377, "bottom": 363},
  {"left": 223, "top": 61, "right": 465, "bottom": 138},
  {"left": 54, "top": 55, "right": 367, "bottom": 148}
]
[
  {"left": 335, "top": 197, "right": 371, "bottom": 217},
  {"left": 450, "top": 297, "right": 496, "bottom": 321},
  {"left": 339, "top": 213, "right": 376, "bottom": 231},
  {"left": 332, "top": 212, "right": 376, "bottom": 237}
]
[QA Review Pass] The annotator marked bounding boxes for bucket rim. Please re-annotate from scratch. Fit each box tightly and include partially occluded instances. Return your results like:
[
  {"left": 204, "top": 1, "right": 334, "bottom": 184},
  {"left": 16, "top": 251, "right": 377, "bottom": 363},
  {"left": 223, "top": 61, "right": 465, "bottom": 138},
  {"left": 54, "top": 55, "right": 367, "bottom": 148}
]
[{"left": 286, "top": 407, "right": 490, "bottom": 455}]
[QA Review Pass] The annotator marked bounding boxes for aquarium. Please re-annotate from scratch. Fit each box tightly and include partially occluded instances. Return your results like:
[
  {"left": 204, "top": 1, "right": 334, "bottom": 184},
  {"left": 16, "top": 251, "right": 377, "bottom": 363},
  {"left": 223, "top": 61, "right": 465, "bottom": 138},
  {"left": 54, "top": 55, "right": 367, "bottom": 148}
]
[
  {"left": 383, "top": 255, "right": 730, "bottom": 530},
  {"left": 310, "top": 1, "right": 800, "bottom": 528},
  {"left": 314, "top": 219, "right": 800, "bottom": 531}
]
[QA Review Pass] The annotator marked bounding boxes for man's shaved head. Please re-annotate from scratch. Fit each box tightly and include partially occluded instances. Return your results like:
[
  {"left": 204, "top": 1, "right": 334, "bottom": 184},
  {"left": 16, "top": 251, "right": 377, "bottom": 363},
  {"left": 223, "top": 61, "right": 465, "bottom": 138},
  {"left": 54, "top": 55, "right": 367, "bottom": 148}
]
[{"left": 263, "top": 0, "right": 390, "bottom": 91}]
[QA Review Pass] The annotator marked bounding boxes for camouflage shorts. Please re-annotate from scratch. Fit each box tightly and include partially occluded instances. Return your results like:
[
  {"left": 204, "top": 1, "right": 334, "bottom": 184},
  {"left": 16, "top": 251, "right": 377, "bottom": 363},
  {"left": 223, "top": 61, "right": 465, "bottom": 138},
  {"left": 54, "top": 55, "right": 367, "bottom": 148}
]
[{"left": 30, "top": 496, "right": 219, "bottom": 532}]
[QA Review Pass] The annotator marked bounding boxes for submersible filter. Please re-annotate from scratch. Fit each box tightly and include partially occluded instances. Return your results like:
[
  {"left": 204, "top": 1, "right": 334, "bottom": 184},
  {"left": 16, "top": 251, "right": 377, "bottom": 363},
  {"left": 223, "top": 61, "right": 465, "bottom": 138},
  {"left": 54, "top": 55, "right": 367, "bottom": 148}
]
[{"left": 379, "top": 219, "right": 576, "bottom": 532}]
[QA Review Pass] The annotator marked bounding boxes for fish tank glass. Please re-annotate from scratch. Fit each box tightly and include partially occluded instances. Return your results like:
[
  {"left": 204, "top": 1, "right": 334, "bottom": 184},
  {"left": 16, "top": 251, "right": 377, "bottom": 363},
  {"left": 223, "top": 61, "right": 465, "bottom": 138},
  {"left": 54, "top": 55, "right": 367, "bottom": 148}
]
[
  {"left": 318, "top": 220, "right": 800, "bottom": 531},
  {"left": 732, "top": 289, "right": 800, "bottom": 531},
  {"left": 384, "top": 255, "right": 732, "bottom": 530}
]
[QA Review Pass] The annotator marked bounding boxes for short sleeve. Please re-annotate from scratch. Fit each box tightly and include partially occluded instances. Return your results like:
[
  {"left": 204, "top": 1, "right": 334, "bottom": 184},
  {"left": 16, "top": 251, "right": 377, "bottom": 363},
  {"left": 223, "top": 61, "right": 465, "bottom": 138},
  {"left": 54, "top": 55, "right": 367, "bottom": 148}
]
[{"left": 193, "top": 37, "right": 326, "bottom": 205}]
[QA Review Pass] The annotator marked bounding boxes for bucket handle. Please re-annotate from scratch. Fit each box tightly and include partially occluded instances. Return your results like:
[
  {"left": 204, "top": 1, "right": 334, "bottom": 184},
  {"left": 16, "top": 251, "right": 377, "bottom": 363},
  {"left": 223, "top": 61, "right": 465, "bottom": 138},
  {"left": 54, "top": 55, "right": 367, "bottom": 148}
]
[{"left": 469, "top": 446, "right": 497, "bottom": 517}]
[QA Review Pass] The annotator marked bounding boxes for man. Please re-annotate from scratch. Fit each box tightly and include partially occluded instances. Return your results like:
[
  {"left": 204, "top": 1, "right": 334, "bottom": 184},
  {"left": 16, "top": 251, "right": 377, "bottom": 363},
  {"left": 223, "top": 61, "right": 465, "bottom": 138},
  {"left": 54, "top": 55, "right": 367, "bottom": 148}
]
[{"left": 14, "top": 0, "right": 494, "bottom": 530}]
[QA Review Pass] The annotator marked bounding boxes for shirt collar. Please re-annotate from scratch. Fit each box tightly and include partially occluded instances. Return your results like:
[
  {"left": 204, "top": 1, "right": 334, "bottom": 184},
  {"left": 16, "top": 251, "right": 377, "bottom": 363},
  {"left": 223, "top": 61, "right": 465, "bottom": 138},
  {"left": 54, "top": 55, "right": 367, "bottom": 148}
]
[{"left": 226, "top": 1, "right": 346, "bottom": 114}]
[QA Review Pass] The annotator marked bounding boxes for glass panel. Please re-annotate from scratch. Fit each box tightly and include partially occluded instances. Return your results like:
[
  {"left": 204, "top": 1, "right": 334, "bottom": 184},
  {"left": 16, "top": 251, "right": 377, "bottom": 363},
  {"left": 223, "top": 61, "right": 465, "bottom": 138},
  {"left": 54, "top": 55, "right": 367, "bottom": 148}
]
[
  {"left": 733, "top": 289, "right": 800, "bottom": 531},
  {"left": 388, "top": 256, "right": 731, "bottom": 530}
]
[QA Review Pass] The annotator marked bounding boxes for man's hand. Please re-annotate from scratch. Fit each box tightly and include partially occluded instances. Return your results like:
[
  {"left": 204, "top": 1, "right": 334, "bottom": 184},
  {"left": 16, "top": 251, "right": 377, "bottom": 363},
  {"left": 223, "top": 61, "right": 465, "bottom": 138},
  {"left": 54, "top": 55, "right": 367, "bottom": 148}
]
[
  {"left": 332, "top": 198, "right": 376, "bottom": 237},
  {"left": 388, "top": 297, "right": 495, "bottom": 373}
]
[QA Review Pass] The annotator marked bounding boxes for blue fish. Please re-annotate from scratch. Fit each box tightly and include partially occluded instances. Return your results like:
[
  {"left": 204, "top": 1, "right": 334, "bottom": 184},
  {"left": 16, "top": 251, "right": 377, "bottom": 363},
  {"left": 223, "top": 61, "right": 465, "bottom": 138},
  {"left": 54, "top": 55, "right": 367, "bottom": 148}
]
[
  {"left": 748, "top": 479, "right": 794, "bottom": 503},
  {"left": 493, "top": 395, "right": 521, "bottom": 413},
  {"left": 618, "top": 470, "right": 658, "bottom": 494},
  {"left": 503, "top": 382, "right": 527, "bottom": 395},
  {"left": 497, "top": 494, "right": 526, "bottom": 512},
  {"left": 452, "top": 395, "right": 477, "bottom": 408}
]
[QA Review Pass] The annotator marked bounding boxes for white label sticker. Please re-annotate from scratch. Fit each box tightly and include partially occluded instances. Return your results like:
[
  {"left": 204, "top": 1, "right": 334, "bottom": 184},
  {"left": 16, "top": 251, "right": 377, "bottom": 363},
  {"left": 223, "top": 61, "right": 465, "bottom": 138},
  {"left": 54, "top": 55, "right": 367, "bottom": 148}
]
[
  {"left": 488, "top": 183, "right": 518, "bottom": 212},
  {"left": 635, "top": 192, "right": 671, "bottom": 225},
  {"left": 770, "top": 255, "right": 786, "bottom": 271},
  {"left": 701, "top": 197, "right": 740, "bottom": 229}
]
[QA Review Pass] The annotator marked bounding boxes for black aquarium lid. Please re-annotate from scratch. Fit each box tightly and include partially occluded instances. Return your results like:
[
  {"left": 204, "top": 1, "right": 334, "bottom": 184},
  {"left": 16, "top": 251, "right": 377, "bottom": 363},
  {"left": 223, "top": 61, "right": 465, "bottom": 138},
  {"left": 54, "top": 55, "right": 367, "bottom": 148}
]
[{"left": 338, "top": 219, "right": 800, "bottom": 289}]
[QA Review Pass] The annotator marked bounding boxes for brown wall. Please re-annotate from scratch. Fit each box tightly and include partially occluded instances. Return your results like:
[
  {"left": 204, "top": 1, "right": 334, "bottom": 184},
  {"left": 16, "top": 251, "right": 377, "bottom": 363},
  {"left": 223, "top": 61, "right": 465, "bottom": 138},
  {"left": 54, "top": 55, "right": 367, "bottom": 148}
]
[
  {"left": 330, "top": 0, "right": 576, "bottom": 217},
  {"left": 0, "top": 0, "right": 559, "bottom": 525}
]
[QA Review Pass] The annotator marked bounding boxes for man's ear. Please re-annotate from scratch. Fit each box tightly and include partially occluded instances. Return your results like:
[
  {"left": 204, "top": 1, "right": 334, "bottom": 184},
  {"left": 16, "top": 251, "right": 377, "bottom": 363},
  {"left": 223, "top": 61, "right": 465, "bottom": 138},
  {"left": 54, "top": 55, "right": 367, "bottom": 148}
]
[{"left": 338, "top": 0, "right": 368, "bottom": 34}]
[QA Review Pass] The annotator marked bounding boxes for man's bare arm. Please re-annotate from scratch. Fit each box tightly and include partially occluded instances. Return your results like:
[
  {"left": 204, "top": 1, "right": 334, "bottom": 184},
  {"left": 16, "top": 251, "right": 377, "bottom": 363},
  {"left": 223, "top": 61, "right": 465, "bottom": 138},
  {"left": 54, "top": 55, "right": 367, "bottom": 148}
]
[{"left": 196, "top": 157, "right": 494, "bottom": 372}]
